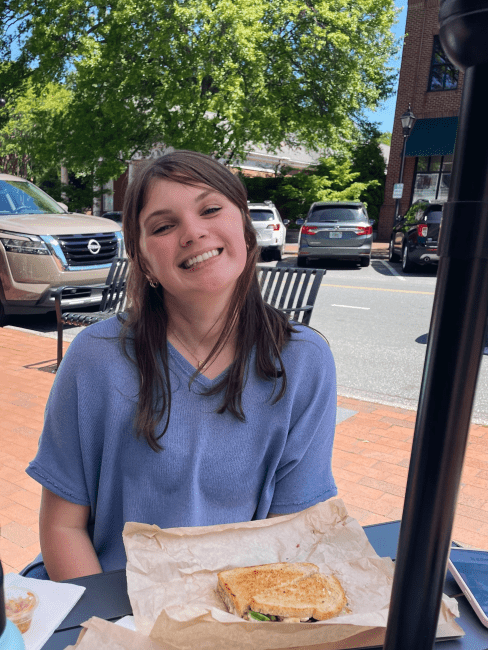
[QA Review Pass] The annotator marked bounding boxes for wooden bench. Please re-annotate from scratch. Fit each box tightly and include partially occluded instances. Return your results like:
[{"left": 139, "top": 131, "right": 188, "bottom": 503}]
[
  {"left": 257, "top": 265, "right": 325, "bottom": 325},
  {"left": 53, "top": 257, "right": 129, "bottom": 368}
]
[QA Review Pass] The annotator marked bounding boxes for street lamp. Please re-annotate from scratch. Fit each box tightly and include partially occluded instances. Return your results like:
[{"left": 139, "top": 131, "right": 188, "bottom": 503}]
[
  {"left": 0, "top": 98, "right": 6, "bottom": 109},
  {"left": 394, "top": 104, "right": 416, "bottom": 221}
]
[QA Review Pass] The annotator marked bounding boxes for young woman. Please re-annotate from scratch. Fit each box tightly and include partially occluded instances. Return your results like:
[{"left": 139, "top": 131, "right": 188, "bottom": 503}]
[{"left": 26, "top": 151, "right": 338, "bottom": 581}]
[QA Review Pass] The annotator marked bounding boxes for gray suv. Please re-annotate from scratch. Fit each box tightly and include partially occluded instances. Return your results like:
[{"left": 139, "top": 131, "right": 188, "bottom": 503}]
[
  {"left": 0, "top": 174, "right": 124, "bottom": 325},
  {"left": 297, "top": 201, "right": 372, "bottom": 267}
]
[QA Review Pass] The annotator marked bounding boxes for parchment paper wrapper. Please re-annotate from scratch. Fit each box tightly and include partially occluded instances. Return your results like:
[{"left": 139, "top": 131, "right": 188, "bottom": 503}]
[
  {"left": 118, "top": 498, "right": 463, "bottom": 650},
  {"left": 63, "top": 616, "right": 166, "bottom": 649}
]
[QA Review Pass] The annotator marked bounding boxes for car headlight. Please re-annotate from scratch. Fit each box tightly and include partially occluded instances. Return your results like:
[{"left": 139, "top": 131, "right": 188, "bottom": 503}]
[{"left": 0, "top": 233, "right": 50, "bottom": 255}]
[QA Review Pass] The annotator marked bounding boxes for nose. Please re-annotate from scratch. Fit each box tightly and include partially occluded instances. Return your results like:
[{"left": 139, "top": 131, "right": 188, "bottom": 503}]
[{"left": 179, "top": 214, "right": 208, "bottom": 248}]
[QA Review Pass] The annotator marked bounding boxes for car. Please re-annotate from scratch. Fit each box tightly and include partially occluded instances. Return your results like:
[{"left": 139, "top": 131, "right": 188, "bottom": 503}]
[
  {"left": 0, "top": 173, "right": 124, "bottom": 325},
  {"left": 297, "top": 201, "right": 372, "bottom": 267},
  {"left": 102, "top": 211, "right": 123, "bottom": 226},
  {"left": 388, "top": 200, "right": 443, "bottom": 273},
  {"left": 248, "top": 201, "right": 289, "bottom": 261}
]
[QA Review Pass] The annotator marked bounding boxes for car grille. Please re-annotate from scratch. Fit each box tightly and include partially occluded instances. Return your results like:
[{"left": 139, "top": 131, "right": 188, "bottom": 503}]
[{"left": 57, "top": 233, "right": 119, "bottom": 267}]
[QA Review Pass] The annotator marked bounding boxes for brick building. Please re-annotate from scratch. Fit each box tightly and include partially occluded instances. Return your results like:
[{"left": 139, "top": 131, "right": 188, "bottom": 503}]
[{"left": 377, "top": 0, "right": 464, "bottom": 242}]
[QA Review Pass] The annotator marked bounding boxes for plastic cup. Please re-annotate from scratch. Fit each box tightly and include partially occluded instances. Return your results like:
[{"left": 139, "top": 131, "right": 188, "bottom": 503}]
[{"left": 4, "top": 586, "right": 39, "bottom": 634}]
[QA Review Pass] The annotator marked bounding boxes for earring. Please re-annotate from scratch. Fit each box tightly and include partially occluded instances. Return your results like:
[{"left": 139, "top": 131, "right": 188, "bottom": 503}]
[{"left": 148, "top": 278, "right": 158, "bottom": 288}]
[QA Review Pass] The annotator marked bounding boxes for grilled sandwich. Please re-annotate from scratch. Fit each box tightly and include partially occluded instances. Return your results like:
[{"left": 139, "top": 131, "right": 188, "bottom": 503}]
[{"left": 217, "top": 562, "right": 347, "bottom": 622}]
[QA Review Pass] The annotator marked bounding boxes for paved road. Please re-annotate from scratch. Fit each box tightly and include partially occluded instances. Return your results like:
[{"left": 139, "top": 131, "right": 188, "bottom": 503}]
[
  {"left": 270, "top": 253, "right": 488, "bottom": 423},
  {"left": 6, "top": 251, "right": 488, "bottom": 422}
]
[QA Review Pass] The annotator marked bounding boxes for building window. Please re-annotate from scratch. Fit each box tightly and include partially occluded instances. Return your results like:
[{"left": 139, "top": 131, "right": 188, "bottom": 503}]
[
  {"left": 412, "top": 155, "right": 452, "bottom": 202},
  {"left": 428, "top": 36, "right": 459, "bottom": 91}
]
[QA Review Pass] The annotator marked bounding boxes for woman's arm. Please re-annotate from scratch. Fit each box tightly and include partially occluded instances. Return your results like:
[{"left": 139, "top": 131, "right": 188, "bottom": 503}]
[{"left": 39, "top": 487, "right": 102, "bottom": 581}]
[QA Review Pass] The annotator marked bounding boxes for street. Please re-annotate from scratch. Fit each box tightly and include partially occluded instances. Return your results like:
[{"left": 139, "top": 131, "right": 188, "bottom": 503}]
[
  {"left": 5, "top": 253, "right": 488, "bottom": 423},
  {"left": 272, "top": 254, "right": 488, "bottom": 424}
]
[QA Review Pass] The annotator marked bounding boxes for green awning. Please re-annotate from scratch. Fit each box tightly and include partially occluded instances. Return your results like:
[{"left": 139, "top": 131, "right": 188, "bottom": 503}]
[{"left": 405, "top": 116, "right": 458, "bottom": 157}]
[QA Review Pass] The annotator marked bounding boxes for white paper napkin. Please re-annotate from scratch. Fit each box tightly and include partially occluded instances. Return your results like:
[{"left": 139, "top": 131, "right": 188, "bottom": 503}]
[
  {"left": 115, "top": 616, "right": 137, "bottom": 631},
  {"left": 4, "top": 572, "right": 86, "bottom": 650}
]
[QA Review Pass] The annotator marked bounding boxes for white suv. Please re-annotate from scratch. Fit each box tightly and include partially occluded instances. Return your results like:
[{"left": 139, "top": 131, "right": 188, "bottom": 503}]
[{"left": 248, "top": 201, "right": 289, "bottom": 261}]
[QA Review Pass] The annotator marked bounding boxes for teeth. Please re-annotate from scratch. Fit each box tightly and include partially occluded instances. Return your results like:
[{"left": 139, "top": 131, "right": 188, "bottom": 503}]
[{"left": 183, "top": 248, "right": 220, "bottom": 269}]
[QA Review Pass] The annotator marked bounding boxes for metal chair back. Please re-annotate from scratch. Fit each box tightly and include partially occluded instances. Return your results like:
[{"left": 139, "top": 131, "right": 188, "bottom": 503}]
[
  {"left": 99, "top": 257, "right": 129, "bottom": 314},
  {"left": 55, "top": 257, "right": 129, "bottom": 368},
  {"left": 257, "top": 265, "right": 325, "bottom": 325}
]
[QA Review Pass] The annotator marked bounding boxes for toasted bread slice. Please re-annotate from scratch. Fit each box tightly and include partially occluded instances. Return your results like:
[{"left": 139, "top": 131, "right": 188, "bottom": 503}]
[
  {"left": 217, "top": 562, "right": 319, "bottom": 618},
  {"left": 250, "top": 573, "right": 347, "bottom": 621}
]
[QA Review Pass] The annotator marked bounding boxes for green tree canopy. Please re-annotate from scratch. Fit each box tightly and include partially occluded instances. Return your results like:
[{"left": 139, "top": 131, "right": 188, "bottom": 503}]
[
  {"left": 0, "top": 81, "right": 71, "bottom": 177},
  {"left": 1, "top": 0, "right": 399, "bottom": 180},
  {"left": 378, "top": 131, "right": 392, "bottom": 146},
  {"left": 350, "top": 129, "right": 386, "bottom": 224}
]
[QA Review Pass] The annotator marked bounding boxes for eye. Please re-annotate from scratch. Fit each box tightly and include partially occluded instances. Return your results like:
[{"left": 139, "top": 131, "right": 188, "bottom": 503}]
[
  {"left": 153, "top": 224, "right": 173, "bottom": 234},
  {"left": 202, "top": 206, "right": 221, "bottom": 216}
]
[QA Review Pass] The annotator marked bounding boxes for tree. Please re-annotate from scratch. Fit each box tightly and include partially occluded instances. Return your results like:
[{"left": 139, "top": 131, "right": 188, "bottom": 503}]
[
  {"left": 1, "top": 0, "right": 399, "bottom": 179},
  {"left": 378, "top": 131, "right": 392, "bottom": 146},
  {"left": 276, "top": 155, "right": 379, "bottom": 223},
  {"left": 350, "top": 130, "right": 386, "bottom": 225},
  {"left": 0, "top": 81, "right": 95, "bottom": 210},
  {"left": 0, "top": 81, "right": 71, "bottom": 178}
]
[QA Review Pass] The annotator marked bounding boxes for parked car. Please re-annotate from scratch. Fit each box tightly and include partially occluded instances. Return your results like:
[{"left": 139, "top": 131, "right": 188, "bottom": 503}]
[
  {"left": 248, "top": 201, "right": 289, "bottom": 261},
  {"left": 102, "top": 211, "right": 123, "bottom": 226},
  {"left": 0, "top": 173, "right": 124, "bottom": 325},
  {"left": 388, "top": 200, "right": 443, "bottom": 272},
  {"left": 297, "top": 201, "right": 372, "bottom": 267}
]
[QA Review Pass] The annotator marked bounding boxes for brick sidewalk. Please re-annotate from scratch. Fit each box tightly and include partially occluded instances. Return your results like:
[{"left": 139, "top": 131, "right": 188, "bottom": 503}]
[{"left": 1, "top": 327, "right": 488, "bottom": 575}]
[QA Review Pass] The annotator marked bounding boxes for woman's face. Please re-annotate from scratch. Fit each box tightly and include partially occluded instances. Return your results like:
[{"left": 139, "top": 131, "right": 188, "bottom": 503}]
[{"left": 138, "top": 178, "right": 248, "bottom": 304}]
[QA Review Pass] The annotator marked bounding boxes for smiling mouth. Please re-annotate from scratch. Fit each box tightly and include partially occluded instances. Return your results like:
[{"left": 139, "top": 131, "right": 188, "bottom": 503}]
[{"left": 180, "top": 248, "right": 223, "bottom": 270}]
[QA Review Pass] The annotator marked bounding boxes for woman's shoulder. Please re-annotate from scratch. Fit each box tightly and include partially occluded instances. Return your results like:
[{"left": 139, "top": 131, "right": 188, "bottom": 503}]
[
  {"left": 61, "top": 315, "right": 127, "bottom": 365},
  {"left": 73, "top": 315, "right": 124, "bottom": 344},
  {"left": 289, "top": 322, "right": 330, "bottom": 347},
  {"left": 283, "top": 322, "right": 334, "bottom": 366}
]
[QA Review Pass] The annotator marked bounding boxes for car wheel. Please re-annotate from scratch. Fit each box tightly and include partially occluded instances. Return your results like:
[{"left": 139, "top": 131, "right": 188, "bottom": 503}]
[
  {"left": 0, "top": 301, "right": 8, "bottom": 327},
  {"left": 389, "top": 238, "right": 399, "bottom": 262},
  {"left": 360, "top": 257, "right": 370, "bottom": 267},
  {"left": 402, "top": 244, "right": 416, "bottom": 273},
  {"left": 275, "top": 246, "right": 283, "bottom": 262},
  {"left": 297, "top": 257, "right": 307, "bottom": 268}
]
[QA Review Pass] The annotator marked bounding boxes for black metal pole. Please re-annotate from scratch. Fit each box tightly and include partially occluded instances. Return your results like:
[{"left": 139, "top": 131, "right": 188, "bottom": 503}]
[
  {"left": 394, "top": 134, "right": 408, "bottom": 221},
  {"left": 383, "top": 54, "right": 488, "bottom": 650}
]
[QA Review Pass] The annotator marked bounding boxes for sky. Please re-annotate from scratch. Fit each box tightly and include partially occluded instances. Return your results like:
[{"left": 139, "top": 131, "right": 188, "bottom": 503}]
[{"left": 363, "top": 1, "right": 408, "bottom": 135}]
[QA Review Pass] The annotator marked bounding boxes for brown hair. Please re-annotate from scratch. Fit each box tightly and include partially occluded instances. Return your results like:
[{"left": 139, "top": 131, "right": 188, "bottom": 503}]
[{"left": 121, "top": 150, "right": 296, "bottom": 451}]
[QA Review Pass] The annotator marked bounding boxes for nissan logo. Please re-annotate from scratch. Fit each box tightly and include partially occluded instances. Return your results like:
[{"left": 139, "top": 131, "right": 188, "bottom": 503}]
[{"left": 87, "top": 239, "right": 101, "bottom": 255}]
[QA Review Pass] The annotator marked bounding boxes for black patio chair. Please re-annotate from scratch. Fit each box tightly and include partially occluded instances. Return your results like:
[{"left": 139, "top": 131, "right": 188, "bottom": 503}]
[
  {"left": 53, "top": 257, "right": 129, "bottom": 368},
  {"left": 257, "top": 265, "right": 325, "bottom": 325}
]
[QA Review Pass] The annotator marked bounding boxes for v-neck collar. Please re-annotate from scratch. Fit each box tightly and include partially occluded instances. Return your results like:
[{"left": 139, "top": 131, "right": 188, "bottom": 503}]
[{"left": 166, "top": 340, "right": 231, "bottom": 387}]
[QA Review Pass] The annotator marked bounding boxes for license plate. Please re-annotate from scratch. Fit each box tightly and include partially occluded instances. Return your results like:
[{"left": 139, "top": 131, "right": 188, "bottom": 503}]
[{"left": 329, "top": 232, "right": 342, "bottom": 238}]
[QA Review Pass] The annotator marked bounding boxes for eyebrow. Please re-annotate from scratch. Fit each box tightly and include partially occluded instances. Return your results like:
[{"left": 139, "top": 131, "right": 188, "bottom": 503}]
[{"left": 141, "top": 188, "right": 216, "bottom": 227}]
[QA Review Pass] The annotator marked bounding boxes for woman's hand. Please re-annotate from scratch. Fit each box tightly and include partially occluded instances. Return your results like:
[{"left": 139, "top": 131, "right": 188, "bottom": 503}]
[{"left": 39, "top": 487, "right": 102, "bottom": 581}]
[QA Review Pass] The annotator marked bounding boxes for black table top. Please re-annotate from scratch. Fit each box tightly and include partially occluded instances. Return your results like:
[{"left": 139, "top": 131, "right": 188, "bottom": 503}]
[{"left": 41, "top": 519, "right": 488, "bottom": 649}]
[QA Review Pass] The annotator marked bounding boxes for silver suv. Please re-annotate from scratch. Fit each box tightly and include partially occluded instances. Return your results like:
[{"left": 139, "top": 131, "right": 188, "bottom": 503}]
[
  {"left": 298, "top": 201, "right": 372, "bottom": 267},
  {"left": 248, "top": 201, "right": 289, "bottom": 261},
  {"left": 0, "top": 174, "right": 124, "bottom": 325}
]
